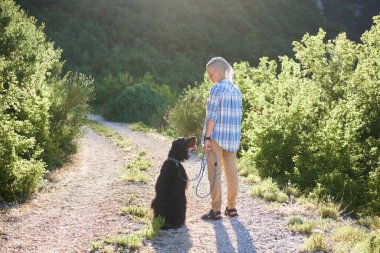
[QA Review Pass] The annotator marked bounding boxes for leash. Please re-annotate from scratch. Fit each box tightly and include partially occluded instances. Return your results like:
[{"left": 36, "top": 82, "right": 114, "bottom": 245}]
[{"left": 190, "top": 150, "right": 218, "bottom": 198}]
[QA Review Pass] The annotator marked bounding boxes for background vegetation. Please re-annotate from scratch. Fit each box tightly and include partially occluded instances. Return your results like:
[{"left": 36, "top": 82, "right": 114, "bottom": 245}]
[
  {"left": 15, "top": 0, "right": 380, "bottom": 127},
  {"left": 16, "top": 0, "right": 327, "bottom": 88}
]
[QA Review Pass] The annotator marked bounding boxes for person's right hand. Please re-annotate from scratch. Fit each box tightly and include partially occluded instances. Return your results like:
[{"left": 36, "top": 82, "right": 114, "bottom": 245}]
[{"left": 203, "top": 140, "right": 211, "bottom": 154}]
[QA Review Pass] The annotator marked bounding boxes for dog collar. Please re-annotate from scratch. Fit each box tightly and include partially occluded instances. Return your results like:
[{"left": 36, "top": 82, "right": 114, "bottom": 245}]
[{"left": 167, "top": 157, "right": 180, "bottom": 168}]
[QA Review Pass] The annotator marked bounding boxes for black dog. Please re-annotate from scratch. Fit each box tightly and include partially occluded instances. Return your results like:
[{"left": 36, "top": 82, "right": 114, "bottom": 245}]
[{"left": 151, "top": 137, "right": 197, "bottom": 229}]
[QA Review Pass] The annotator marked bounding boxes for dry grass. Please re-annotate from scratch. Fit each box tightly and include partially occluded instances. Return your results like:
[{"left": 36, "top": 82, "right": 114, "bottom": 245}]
[
  {"left": 303, "top": 233, "right": 327, "bottom": 252},
  {"left": 250, "top": 178, "right": 288, "bottom": 203},
  {"left": 287, "top": 216, "right": 315, "bottom": 234},
  {"left": 317, "top": 202, "right": 340, "bottom": 220},
  {"left": 88, "top": 120, "right": 133, "bottom": 151}
]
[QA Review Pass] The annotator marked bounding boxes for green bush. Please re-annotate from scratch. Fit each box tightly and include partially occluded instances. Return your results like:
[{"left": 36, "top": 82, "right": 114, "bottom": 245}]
[
  {"left": 100, "top": 74, "right": 176, "bottom": 128},
  {"left": 44, "top": 72, "right": 93, "bottom": 169},
  {"left": 167, "top": 79, "right": 211, "bottom": 139},
  {"left": 241, "top": 16, "right": 380, "bottom": 216},
  {"left": 0, "top": 1, "right": 92, "bottom": 200},
  {"left": 0, "top": 0, "right": 60, "bottom": 199}
]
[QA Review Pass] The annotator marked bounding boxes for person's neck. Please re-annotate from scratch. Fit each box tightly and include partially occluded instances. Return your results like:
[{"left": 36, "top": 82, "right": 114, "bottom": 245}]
[{"left": 214, "top": 78, "right": 226, "bottom": 84}]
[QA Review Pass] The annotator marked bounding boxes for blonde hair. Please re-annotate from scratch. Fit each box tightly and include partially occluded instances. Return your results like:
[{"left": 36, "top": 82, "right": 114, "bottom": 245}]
[{"left": 206, "top": 57, "right": 234, "bottom": 82}]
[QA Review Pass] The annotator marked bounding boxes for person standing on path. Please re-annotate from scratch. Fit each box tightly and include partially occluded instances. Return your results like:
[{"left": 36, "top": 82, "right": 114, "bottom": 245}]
[{"left": 201, "top": 57, "right": 243, "bottom": 220}]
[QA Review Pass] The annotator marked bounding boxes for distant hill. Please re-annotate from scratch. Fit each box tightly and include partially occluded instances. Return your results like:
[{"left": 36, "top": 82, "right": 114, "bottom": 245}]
[{"left": 16, "top": 0, "right": 380, "bottom": 88}]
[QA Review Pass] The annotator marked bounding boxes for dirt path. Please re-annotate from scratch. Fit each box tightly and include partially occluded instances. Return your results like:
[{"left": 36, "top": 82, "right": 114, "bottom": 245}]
[
  {"left": 91, "top": 115, "right": 306, "bottom": 253},
  {"left": 0, "top": 115, "right": 307, "bottom": 253},
  {"left": 0, "top": 127, "right": 136, "bottom": 253}
]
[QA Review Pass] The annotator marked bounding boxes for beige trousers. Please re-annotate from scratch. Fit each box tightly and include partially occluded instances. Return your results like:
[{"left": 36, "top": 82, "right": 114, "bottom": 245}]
[{"left": 207, "top": 140, "right": 238, "bottom": 211}]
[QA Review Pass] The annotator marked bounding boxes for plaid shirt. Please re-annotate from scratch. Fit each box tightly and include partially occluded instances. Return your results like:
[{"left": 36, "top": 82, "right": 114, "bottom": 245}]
[{"left": 202, "top": 79, "right": 242, "bottom": 152}]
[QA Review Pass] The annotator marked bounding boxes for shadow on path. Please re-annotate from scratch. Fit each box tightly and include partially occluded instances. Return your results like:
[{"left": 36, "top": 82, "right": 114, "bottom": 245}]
[
  {"left": 212, "top": 218, "right": 256, "bottom": 253},
  {"left": 150, "top": 224, "right": 192, "bottom": 252},
  {"left": 230, "top": 218, "right": 256, "bottom": 253}
]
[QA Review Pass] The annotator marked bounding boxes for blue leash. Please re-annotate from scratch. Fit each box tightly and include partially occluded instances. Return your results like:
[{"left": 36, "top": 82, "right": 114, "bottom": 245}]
[{"left": 190, "top": 150, "right": 218, "bottom": 198}]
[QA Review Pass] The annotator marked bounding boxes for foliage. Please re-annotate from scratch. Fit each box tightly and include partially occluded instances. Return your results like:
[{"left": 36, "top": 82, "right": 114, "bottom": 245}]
[
  {"left": 15, "top": 0, "right": 335, "bottom": 89},
  {"left": 284, "top": 182, "right": 301, "bottom": 198},
  {"left": 129, "top": 122, "right": 152, "bottom": 133},
  {"left": 0, "top": 1, "right": 92, "bottom": 200},
  {"left": 121, "top": 205, "right": 149, "bottom": 219},
  {"left": 358, "top": 216, "right": 380, "bottom": 230},
  {"left": 0, "top": 0, "right": 57, "bottom": 198},
  {"left": 88, "top": 120, "right": 133, "bottom": 151},
  {"left": 92, "top": 204, "right": 164, "bottom": 252},
  {"left": 241, "top": 17, "right": 380, "bottom": 216},
  {"left": 168, "top": 15, "right": 380, "bottom": 216},
  {"left": 121, "top": 151, "right": 152, "bottom": 184},
  {"left": 44, "top": 72, "right": 93, "bottom": 169},
  {"left": 167, "top": 78, "right": 211, "bottom": 139},
  {"left": 99, "top": 73, "right": 176, "bottom": 128}
]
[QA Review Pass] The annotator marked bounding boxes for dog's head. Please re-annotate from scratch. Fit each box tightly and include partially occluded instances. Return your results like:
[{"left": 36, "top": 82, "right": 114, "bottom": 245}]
[{"left": 168, "top": 137, "right": 197, "bottom": 162}]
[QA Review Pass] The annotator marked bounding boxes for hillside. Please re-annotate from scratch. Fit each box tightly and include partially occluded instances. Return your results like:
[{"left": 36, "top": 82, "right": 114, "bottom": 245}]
[
  {"left": 15, "top": 1, "right": 380, "bottom": 89},
  {"left": 15, "top": 0, "right": 326, "bottom": 88}
]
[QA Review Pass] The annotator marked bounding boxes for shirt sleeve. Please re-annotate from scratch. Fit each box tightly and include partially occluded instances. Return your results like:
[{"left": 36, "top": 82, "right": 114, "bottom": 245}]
[{"left": 205, "top": 85, "right": 221, "bottom": 121}]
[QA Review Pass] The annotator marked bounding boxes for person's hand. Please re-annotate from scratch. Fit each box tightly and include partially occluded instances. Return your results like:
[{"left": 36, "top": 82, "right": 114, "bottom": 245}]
[{"left": 203, "top": 140, "right": 211, "bottom": 154}]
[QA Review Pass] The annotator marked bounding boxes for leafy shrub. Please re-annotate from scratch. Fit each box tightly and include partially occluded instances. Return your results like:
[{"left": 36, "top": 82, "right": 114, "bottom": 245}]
[
  {"left": 241, "top": 17, "right": 380, "bottom": 216},
  {"left": 100, "top": 74, "right": 176, "bottom": 128},
  {"left": 0, "top": 1, "right": 92, "bottom": 200},
  {"left": 167, "top": 79, "right": 211, "bottom": 139},
  {"left": 284, "top": 181, "right": 301, "bottom": 197},
  {"left": 0, "top": 0, "right": 59, "bottom": 199},
  {"left": 44, "top": 72, "right": 93, "bottom": 169},
  {"left": 165, "top": 16, "right": 380, "bottom": 216}
]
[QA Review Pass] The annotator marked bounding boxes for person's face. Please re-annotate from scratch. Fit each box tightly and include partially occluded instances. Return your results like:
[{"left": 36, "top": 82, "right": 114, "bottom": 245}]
[{"left": 207, "top": 67, "right": 224, "bottom": 84}]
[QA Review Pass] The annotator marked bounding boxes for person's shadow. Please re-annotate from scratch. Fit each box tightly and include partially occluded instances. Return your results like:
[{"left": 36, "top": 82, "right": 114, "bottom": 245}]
[{"left": 213, "top": 218, "right": 256, "bottom": 253}]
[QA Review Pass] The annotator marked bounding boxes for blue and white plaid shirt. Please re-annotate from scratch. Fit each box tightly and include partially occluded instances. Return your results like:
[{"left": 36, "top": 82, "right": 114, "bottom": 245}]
[{"left": 202, "top": 79, "right": 242, "bottom": 152}]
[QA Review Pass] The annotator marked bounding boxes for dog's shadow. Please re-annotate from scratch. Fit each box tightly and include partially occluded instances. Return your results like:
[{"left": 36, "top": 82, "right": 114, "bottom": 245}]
[
  {"left": 149, "top": 225, "right": 192, "bottom": 252},
  {"left": 212, "top": 218, "right": 256, "bottom": 253}
]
